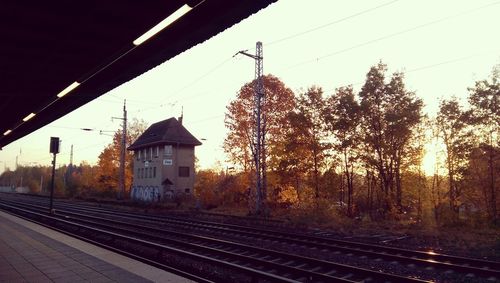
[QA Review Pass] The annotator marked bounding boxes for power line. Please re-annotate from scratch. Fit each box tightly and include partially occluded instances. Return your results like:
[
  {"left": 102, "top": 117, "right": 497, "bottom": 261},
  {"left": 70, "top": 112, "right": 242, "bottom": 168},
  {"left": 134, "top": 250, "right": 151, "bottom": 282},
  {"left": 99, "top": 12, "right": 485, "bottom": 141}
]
[
  {"left": 163, "top": 56, "right": 234, "bottom": 103},
  {"left": 108, "top": 0, "right": 499, "bottom": 117},
  {"left": 89, "top": 0, "right": 402, "bottom": 117},
  {"left": 115, "top": 55, "right": 236, "bottom": 116},
  {"left": 265, "top": 0, "right": 401, "bottom": 47},
  {"left": 18, "top": 110, "right": 226, "bottom": 166},
  {"left": 322, "top": 50, "right": 500, "bottom": 94},
  {"left": 404, "top": 53, "right": 496, "bottom": 73},
  {"left": 133, "top": 55, "right": 239, "bottom": 114},
  {"left": 5, "top": 1, "right": 498, "bottom": 171},
  {"left": 121, "top": 0, "right": 499, "bottom": 117},
  {"left": 284, "top": 0, "right": 500, "bottom": 70},
  {"left": 114, "top": 0, "right": 400, "bottom": 116}
]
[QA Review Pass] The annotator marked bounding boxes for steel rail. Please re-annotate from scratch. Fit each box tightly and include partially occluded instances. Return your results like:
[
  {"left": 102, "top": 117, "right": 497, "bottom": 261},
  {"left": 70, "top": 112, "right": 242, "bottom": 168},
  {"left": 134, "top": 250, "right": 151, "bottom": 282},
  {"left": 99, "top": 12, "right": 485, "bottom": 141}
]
[
  {"left": 2, "top": 195, "right": 499, "bottom": 281},
  {"left": 0, "top": 202, "right": 300, "bottom": 283},
  {"left": 35, "top": 197, "right": 500, "bottom": 277},
  {"left": 0, "top": 200, "right": 428, "bottom": 283}
]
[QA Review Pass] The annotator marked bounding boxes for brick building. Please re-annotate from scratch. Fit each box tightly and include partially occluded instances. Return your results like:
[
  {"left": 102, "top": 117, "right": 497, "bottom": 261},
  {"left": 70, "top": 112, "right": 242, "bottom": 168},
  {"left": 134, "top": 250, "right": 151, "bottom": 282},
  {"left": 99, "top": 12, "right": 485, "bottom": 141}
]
[{"left": 128, "top": 117, "right": 201, "bottom": 202}]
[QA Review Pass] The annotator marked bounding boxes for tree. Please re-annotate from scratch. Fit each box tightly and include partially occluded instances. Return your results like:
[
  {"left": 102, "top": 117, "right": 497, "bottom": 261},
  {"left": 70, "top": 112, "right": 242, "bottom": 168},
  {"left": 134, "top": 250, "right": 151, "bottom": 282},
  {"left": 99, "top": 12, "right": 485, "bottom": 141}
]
[
  {"left": 359, "top": 63, "right": 392, "bottom": 213},
  {"left": 64, "top": 161, "right": 99, "bottom": 198},
  {"left": 285, "top": 86, "right": 328, "bottom": 203},
  {"left": 194, "top": 168, "right": 251, "bottom": 210},
  {"left": 358, "top": 62, "right": 423, "bottom": 214},
  {"left": 404, "top": 117, "right": 431, "bottom": 223},
  {"left": 194, "top": 169, "right": 221, "bottom": 208},
  {"left": 385, "top": 72, "right": 424, "bottom": 209},
  {"left": 436, "top": 97, "right": 474, "bottom": 219},
  {"left": 279, "top": 113, "right": 312, "bottom": 203},
  {"left": 224, "top": 74, "right": 295, "bottom": 209},
  {"left": 95, "top": 118, "right": 148, "bottom": 198},
  {"left": 464, "top": 145, "right": 500, "bottom": 222},
  {"left": 324, "top": 85, "right": 361, "bottom": 216},
  {"left": 95, "top": 142, "right": 119, "bottom": 194},
  {"left": 467, "top": 65, "right": 499, "bottom": 223}
]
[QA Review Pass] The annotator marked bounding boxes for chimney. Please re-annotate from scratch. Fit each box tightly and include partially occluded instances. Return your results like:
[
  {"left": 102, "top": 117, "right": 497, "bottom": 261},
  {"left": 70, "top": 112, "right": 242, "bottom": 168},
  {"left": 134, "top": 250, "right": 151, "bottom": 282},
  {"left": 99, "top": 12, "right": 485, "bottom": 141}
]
[{"left": 178, "top": 106, "right": 183, "bottom": 125}]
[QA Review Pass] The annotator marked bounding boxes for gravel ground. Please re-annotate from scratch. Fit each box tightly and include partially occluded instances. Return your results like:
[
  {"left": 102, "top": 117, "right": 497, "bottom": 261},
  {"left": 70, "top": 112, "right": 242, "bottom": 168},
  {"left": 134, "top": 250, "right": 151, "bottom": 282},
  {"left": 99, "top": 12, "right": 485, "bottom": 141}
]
[
  {"left": 48, "top": 198, "right": 500, "bottom": 282},
  {"left": 5, "top": 194, "right": 499, "bottom": 282},
  {"left": 160, "top": 213, "right": 499, "bottom": 282},
  {"left": 160, "top": 223, "right": 493, "bottom": 282}
]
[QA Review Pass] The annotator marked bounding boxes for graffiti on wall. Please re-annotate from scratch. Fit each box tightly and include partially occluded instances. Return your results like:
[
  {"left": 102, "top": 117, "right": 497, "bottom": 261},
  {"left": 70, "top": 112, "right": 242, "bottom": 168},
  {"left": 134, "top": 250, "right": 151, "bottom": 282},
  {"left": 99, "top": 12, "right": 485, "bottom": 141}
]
[{"left": 131, "top": 185, "right": 162, "bottom": 202}]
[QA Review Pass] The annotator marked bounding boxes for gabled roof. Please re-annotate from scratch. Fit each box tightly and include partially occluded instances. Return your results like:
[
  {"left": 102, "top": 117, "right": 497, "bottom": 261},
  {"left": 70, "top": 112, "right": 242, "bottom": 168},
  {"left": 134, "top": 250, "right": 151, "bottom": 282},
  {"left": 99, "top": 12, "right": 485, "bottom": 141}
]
[{"left": 128, "top": 118, "right": 201, "bottom": 150}]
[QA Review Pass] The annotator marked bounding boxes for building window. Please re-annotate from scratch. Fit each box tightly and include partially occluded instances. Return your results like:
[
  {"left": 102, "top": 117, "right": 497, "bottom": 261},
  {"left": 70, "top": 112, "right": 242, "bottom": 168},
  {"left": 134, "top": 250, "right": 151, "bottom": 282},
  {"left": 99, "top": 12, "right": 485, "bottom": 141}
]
[
  {"left": 137, "top": 168, "right": 140, "bottom": 179},
  {"left": 137, "top": 150, "right": 140, "bottom": 161},
  {"left": 142, "top": 149, "right": 146, "bottom": 160},
  {"left": 185, "top": 188, "right": 190, "bottom": 194},
  {"left": 164, "top": 145, "right": 172, "bottom": 156},
  {"left": 179, "top": 166, "right": 190, "bottom": 177},
  {"left": 155, "top": 146, "right": 159, "bottom": 158},
  {"left": 150, "top": 147, "right": 153, "bottom": 160},
  {"left": 153, "top": 167, "right": 156, "bottom": 178}
]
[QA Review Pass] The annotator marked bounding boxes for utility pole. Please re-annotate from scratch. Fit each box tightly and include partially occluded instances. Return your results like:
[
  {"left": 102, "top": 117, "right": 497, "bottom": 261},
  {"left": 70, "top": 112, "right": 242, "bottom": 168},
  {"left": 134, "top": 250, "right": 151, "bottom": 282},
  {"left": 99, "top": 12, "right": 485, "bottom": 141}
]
[
  {"left": 113, "top": 100, "right": 127, "bottom": 199},
  {"left": 69, "top": 144, "right": 73, "bottom": 166},
  {"left": 236, "top": 41, "right": 265, "bottom": 215}
]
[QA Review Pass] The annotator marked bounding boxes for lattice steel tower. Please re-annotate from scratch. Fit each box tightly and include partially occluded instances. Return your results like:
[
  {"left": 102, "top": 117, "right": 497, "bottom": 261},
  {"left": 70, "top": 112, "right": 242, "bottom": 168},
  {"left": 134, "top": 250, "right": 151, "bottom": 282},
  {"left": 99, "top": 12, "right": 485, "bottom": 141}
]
[{"left": 237, "top": 41, "right": 265, "bottom": 214}]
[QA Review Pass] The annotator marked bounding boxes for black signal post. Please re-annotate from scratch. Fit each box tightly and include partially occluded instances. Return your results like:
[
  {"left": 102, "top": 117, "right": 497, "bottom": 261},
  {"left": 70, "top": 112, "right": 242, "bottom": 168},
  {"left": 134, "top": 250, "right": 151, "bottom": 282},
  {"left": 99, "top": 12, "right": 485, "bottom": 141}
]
[{"left": 49, "top": 137, "right": 60, "bottom": 214}]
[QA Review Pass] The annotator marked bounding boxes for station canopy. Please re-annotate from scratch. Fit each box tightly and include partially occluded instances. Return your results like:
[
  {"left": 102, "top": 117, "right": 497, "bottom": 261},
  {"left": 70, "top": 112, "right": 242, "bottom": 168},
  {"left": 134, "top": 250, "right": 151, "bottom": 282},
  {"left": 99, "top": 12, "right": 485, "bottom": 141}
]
[{"left": 0, "top": 0, "right": 275, "bottom": 149}]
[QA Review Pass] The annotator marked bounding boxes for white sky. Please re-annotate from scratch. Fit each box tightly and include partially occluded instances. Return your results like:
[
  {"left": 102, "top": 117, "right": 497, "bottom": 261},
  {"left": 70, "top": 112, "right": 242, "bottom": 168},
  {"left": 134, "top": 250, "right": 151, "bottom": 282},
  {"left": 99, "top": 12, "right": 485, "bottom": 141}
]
[{"left": 1, "top": 0, "right": 499, "bottom": 173}]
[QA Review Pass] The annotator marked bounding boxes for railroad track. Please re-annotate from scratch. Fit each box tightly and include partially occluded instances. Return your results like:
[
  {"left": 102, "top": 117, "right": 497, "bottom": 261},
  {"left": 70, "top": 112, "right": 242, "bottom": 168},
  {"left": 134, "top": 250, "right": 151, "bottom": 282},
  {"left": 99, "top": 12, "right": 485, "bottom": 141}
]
[
  {"left": 22, "top": 197, "right": 500, "bottom": 276},
  {"left": 0, "top": 199, "right": 427, "bottom": 282},
  {"left": 1, "top": 194, "right": 499, "bottom": 282}
]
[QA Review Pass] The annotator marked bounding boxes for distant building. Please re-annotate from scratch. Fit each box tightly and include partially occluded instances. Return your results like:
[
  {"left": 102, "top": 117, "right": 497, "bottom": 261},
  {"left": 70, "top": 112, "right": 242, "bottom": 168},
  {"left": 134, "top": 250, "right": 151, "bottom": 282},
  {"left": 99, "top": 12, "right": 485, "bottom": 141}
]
[{"left": 127, "top": 117, "right": 201, "bottom": 202}]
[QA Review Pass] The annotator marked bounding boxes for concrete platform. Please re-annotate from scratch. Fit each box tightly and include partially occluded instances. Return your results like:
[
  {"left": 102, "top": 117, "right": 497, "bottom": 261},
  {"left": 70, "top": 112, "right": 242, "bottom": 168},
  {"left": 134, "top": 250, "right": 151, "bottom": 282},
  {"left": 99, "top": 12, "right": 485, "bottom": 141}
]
[{"left": 0, "top": 210, "right": 194, "bottom": 283}]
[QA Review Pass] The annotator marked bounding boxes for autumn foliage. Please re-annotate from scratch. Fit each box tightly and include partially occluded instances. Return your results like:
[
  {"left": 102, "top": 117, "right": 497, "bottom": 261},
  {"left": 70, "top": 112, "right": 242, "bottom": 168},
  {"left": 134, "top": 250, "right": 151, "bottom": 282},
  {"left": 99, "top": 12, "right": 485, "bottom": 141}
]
[
  {"left": 1, "top": 63, "right": 498, "bottom": 228},
  {"left": 93, "top": 118, "right": 148, "bottom": 197},
  {"left": 0, "top": 119, "right": 148, "bottom": 199},
  {"left": 193, "top": 63, "right": 500, "bottom": 226}
]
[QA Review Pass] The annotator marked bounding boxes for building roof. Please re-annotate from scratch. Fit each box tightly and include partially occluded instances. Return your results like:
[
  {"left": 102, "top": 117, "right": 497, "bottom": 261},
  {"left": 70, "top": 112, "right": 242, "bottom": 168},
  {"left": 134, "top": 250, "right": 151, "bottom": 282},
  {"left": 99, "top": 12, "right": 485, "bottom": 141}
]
[
  {"left": 128, "top": 118, "right": 201, "bottom": 150},
  {"left": 0, "top": 0, "right": 276, "bottom": 149}
]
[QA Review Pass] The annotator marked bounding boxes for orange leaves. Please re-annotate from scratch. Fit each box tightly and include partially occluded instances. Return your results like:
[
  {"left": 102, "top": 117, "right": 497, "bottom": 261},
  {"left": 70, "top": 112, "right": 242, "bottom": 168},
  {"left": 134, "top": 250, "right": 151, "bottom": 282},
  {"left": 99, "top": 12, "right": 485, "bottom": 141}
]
[
  {"left": 224, "top": 74, "right": 295, "bottom": 172},
  {"left": 95, "top": 119, "right": 148, "bottom": 196}
]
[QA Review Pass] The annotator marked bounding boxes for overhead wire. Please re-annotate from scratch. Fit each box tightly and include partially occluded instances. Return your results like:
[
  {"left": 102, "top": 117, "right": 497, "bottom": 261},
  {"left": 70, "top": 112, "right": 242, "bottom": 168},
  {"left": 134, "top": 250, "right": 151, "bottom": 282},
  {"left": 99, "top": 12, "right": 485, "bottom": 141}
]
[
  {"left": 7, "top": 1, "right": 499, "bottom": 168},
  {"left": 264, "top": 0, "right": 402, "bottom": 47},
  {"left": 283, "top": 0, "right": 500, "bottom": 71},
  {"left": 322, "top": 50, "right": 500, "bottom": 94},
  {"left": 105, "top": 55, "right": 235, "bottom": 116},
  {"left": 108, "top": 1, "right": 403, "bottom": 116},
  {"left": 26, "top": 110, "right": 227, "bottom": 166},
  {"left": 127, "top": 0, "right": 499, "bottom": 117}
]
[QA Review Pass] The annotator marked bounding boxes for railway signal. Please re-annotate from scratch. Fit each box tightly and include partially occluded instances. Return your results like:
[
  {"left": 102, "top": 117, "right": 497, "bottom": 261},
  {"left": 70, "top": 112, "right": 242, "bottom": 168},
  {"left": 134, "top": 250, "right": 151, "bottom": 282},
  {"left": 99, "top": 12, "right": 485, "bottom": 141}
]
[{"left": 49, "top": 136, "right": 60, "bottom": 214}]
